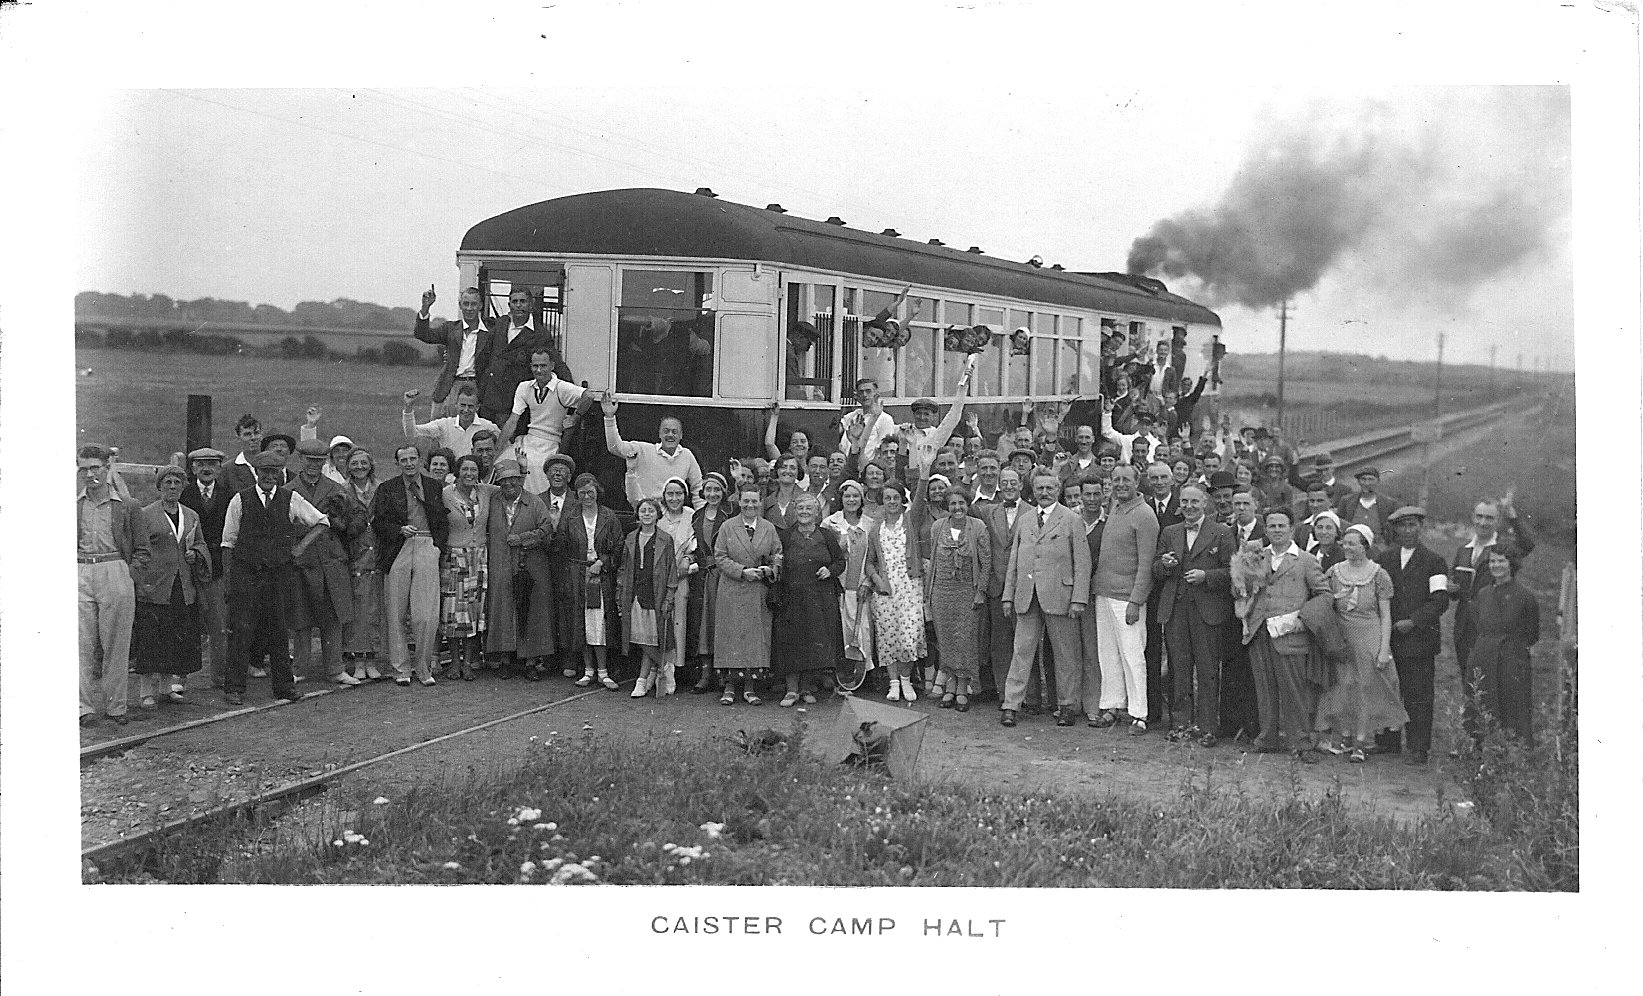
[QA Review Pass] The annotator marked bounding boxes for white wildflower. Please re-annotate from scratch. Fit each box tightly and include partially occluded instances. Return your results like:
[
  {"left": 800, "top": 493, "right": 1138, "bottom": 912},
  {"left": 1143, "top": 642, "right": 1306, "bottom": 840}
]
[
  {"left": 699, "top": 822, "right": 726, "bottom": 839},
  {"left": 372, "top": 797, "right": 390, "bottom": 805},
  {"left": 442, "top": 862, "right": 462, "bottom": 871},
  {"left": 519, "top": 861, "right": 537, "bottom": 876}
]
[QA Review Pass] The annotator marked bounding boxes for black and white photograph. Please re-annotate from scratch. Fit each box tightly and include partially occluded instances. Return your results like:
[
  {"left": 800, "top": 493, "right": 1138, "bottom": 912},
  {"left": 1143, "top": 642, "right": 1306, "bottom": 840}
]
[{"left": 1, "top": 1, "right": 1636, "bottom": 992}]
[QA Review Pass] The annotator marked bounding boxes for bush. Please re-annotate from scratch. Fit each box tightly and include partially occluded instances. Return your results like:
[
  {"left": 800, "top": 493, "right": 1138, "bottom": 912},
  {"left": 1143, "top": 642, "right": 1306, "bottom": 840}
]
[
  {"left": 76, "top": 329, "right": 104, "bottom": 347},
  {"left": 278, "top": 336, "right": 305, "bottom": 359},
  {"left": 355, "top": 347, "right": 382, "bottom": 364},
  {"left": 301, "top": 335, "right": 328, "bottom": 360},
  {"left": 134, "top": 329, "right": 165, "bottom": 350},
  {"left": 380, "top": 341, "right": 423, "bottom": 367}
]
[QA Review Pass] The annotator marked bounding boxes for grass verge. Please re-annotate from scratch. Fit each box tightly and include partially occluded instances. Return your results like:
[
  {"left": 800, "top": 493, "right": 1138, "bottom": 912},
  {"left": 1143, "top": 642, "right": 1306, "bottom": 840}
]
[{"left": 89, "top": 713, "right": 1576, "bottom": 889}]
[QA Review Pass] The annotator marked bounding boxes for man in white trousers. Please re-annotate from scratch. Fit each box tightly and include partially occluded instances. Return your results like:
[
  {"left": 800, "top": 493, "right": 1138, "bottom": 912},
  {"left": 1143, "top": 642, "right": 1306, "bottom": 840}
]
[{"left": 1089, "top": 463, "right": 1160, "bottom": 734}]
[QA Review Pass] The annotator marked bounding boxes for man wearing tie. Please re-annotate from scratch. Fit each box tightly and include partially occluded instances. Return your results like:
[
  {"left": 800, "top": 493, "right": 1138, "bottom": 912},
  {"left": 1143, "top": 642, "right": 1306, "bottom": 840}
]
[
  {"left": 1152, "top": 486, "right": 1234, "bottom": 746},
  {"left": 538, "top": 453, "right": 580, "bottom": 678},
  {"left": 1374, "top": 506, "right": 1452, "bottom": 765},
  {"left": 180, "top": 447, "right": 232, "bottom": 688},
  {"left": 219, "top": 450, "right": 332, "bottom": 706},
  {"left": 477, "top": 287, "right": 574, "bottom": 425},
  {"left": 998, "top": 472, "right": 1090, "bottom": 727},
  {"left": 1142, "top": 460, "right": 1182, "bottom": 723},
  {"left": 412, "top": 285, "right": 496, "bottom": 417},
  {"left": 1072, "top": 473, "right": 1109, "bottom": 725},
  {"left": 978, "top": 468, "right": 1031, "bottom": 702},
  {"left": 1230, "top": 488, "right": 1266, "bottom": 546}
]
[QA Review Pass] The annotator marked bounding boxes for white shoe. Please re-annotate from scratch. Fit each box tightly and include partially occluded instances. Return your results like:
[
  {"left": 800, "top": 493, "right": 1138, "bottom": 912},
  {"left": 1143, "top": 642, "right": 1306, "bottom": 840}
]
[
  {"left": 886, "top": 682, "right": 902, "bottom": 702},
  {"left": 631, "top": 676, "right": 651, "bottom": 698},
  {"left": 333, "top": 673, "right": 362, "bottom": 686},
  {"left": 250, "top": 667, "right": 268, "bottom": 678},
  {"left": 364, "top": 664, "right": 383, "bottom": 681},
  {"left": 900, "top": 678, "right": 917, "bottom": 702},
  {"left": 574, "top": 673, "right": 594, "bottom": 687}
]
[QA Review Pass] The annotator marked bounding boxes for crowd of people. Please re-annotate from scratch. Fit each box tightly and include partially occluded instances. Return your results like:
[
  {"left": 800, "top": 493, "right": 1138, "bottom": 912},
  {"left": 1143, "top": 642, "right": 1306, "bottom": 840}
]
[{"left": 77, "top": 287, "right": 1543, "bottom": 764}]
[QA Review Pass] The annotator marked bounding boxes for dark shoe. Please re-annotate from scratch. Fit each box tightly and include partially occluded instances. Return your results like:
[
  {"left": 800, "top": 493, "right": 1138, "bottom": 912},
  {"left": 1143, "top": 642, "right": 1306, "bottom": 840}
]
[
  {"left": 112, "top": 714, "right": 130, "bottom": 726},
  {"left": 275, "top": 691, "right": 301, "bottom": 703},
  {"left": 224, "top": 692, "right": 244, "bottom": 706},
  {"left": 394, "top": 677, "right": 412, "bottom": 687},
  {"left": 1056, "top": 712, "right": 1076, "bottom": 727},
  {"left": 1293, "top": 748, "right": 1321, "bottom": 765},
  {"left": 1403, "top": 751, "right": 1430, "bottom": 767},
  {"left": 1089, "top": 710, "right": 1117, "bottom": 729},
  {"left": 955, "top": 695, "right": 970, "bottom": 713},
  {"left": 939, "top": 694, "right": 956, "bottom": 710},
  {"left": 79, "top": 714, "right": 99, "bottom": 728},
  {"left": 1197, "top": 732, "right": 1219, "bottom": 748},
  {"left": 525, "top": 668, "right": 542, "bottom": 682},
  {"left": 1000, "top": 710, "right": 1018, "bottom": 728}
]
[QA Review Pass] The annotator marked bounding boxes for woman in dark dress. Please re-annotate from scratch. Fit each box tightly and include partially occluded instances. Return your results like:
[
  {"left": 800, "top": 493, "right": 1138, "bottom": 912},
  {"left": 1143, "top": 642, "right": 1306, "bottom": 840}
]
[
  {"left": 131, "top": 466, "right": 212, "bottom": 707},
  {"left": 1466, "top": 545, "right": 1540, "bottom": 744},
  {"left": 688, "top": 472, "right": 731, "bottom": 692},
  {"left": 774, "top": 493, "right": 847, "bottom": 707}
]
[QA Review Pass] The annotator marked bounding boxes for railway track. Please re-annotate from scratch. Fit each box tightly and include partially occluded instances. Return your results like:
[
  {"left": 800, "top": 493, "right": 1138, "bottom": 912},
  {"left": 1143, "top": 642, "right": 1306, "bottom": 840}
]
[
  {"left": 1297, "top": 395, "right": 1538, "bottom": 475},
  {"left": 81, "top": 683, "right": 613, "bottom": 868}
]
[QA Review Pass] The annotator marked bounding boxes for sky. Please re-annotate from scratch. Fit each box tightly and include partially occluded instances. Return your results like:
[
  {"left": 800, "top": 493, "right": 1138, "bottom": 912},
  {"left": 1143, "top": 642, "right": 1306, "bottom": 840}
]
[{"left": 75, "top": 84, "right": 1573, "bottom": 370}]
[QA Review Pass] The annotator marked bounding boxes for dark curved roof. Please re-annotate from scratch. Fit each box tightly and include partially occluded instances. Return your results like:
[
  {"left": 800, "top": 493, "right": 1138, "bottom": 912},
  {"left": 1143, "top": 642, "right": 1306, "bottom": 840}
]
[{"left": 461, "top": 188, "right": 1221, "bottom": 327}]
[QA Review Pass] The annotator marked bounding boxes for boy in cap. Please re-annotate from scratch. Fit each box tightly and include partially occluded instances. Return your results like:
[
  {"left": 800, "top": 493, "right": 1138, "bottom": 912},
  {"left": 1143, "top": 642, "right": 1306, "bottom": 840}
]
[{"left": 1334, "top": 466, "right": 1397, "bottom": 545}]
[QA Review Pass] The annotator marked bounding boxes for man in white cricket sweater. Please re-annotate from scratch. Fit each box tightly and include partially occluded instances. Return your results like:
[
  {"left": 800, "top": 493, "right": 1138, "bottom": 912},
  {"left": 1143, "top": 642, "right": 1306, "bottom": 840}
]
[{"left": 1089, "top": 464, "right": 1160, "bottom": 734}]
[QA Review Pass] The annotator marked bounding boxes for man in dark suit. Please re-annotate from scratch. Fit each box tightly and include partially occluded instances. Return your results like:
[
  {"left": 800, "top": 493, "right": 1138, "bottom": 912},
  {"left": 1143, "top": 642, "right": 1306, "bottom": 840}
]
[
  {"left": 1374, "top": 506, "right": 1451, "bottom": 765},
  {"left": 979, "top": 467, "right": 1031, "bottom": 701},
  {"left": 477, "top": 287, "right": 574, "bottom": 425},
  {"left": 371, "top": 444, "right": 451, "bottom": 686},
  {"left": 1449, "top": 497, "right": 1537, "bottom": 676},
  {"left": 998, "top": 471, "right": 1091, "bottom": 726},
  {"left": 1071, "top": 473, "right": 1108, "bottom": 723},
  {"left": 413, "top": 285, "right": 496, "bottom": 415},
  {"left": 180, "top": 447, "right": 233, "bottom": 688},
  {"left": 1229, "top": 487, "right": 1265, "bottom": 546},
  {"left": 1141, "top": 460, "right": 1183, "bottom": 722},
  {"left": 1153, "top": 485, "right": 1235, "bottom": 746}
]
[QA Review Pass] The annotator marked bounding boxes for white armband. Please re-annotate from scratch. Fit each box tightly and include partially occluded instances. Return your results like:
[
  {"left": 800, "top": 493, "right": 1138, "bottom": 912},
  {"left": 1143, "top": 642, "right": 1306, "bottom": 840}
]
[{"left": 1428, "top": 574, "right": 1448, "bottom": 594}]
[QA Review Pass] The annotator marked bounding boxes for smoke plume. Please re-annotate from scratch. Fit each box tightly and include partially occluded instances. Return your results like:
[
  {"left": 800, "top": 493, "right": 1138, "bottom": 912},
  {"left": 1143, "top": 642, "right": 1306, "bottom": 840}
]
[{"left": 1126, "top": 89, "right": 1570, "bottom": 311}]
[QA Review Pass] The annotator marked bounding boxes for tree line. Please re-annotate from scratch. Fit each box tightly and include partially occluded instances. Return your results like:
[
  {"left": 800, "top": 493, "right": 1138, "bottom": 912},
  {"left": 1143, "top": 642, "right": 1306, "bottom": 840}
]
[{"left": 76, "top": 291, "right": 422, "bottom": 331}]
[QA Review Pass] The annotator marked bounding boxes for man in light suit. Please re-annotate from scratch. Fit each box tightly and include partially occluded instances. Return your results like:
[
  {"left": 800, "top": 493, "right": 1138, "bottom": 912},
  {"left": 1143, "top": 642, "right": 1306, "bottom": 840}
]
[
  {"left": 1153, "top": 485, "right": 1234, "bottom": 746},
  {"left": 412, "top": 285, "right": 496, "bottom": 416},
  {"left": 978, "top": 467, "right": 1031, "bottom": 701},
  {"left": 998, "top": 471, "right": 1091, "bottom": 727}
]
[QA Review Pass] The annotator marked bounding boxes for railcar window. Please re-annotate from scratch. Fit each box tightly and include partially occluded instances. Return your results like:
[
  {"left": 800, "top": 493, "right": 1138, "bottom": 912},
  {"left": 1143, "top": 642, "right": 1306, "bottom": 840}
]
[
  {"left": 786, "top": 282, "right": 835, "bottom": 402},
  {"left": 903, "top": 296, "right": 937, "bottom": 399},
  {"left": 615, "top": 269, "right": 715, "bottom": 397},
  {"left": 938, "top": 301, "right": 973, "bottom": 397},
  {"left": 1080, "top": 337, "right": 1103, "bottom": 396},
  {"left": 1004, "top": 308, "right": 1029, "bottom": 397}
]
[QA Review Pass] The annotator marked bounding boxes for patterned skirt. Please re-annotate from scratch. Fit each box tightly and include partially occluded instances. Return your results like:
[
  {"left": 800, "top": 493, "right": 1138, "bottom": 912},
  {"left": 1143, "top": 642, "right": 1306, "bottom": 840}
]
[{"left": 440, "top": 545, "right": 488, "bottom": 639}]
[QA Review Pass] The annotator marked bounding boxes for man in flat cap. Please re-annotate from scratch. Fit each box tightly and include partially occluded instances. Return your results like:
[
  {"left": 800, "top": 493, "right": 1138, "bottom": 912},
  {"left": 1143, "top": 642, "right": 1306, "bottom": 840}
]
[
  {"left": 180, "top": 447, "right": 232, "bottom": 687},
  {"left": 288, "top": 438, "right": 358, "bottom": 687},
  {"left": 1374, "top": 506, "right": 1451, "bottom": 765},
  {"left": 220, "top": 450, "right": 333, "bottom": 705}
]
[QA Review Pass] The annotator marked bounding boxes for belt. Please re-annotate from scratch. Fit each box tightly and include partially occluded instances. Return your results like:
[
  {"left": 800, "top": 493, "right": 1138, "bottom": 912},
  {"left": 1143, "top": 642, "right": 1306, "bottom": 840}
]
[{"left": 77, "top": 553, "right": 125, "bottom": 564}]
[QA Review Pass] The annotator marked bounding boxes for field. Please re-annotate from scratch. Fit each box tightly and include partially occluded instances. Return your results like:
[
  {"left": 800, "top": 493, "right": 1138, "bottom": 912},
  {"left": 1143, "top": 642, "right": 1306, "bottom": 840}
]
[{"left": 75, "top": 346, "right": 434, "bottom": 467}]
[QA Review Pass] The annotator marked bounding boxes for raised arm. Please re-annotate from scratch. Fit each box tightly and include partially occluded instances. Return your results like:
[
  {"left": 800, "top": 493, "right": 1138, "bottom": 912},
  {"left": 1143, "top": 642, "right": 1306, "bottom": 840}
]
[
  {"left": 412, "top": 286, "right": 443, "bottom": 345},
  {"left": 929, "top": 354, "right": 979, "bottom": 454},
  {"left": 602, "top": 396, "right": 639, "bottom": 460},
  {"left": 763, "top": 400, "right": 782, "bottom": 462}
]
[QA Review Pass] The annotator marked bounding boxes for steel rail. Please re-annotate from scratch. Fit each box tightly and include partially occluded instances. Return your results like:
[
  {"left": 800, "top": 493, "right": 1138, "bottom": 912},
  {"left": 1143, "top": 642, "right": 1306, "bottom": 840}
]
[
  {"left": 81, "top": 685, "right": 611, "bottom": 866},
  {"left": 81, "top": 685, "right": 349, "bottom": 766}
]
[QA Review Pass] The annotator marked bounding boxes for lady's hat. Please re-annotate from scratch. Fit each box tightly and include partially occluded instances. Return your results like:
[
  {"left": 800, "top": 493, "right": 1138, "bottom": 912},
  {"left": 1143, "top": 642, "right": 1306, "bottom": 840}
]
[
  {"left": 154, "top": 464, "right": 188, "bottom": 486},
  {"left": 328, "top": 434, "right": 355, "bottom": 452}
]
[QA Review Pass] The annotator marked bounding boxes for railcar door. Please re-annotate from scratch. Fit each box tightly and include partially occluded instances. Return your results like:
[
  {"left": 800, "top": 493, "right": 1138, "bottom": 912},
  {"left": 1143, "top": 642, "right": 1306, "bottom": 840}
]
[{"left": 563, "top": 263, "right": 616, "bottom": 391}]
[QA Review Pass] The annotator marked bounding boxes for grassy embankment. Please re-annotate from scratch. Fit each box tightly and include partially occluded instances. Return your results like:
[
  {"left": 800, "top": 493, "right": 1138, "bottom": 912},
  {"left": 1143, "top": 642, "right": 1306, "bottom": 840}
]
[{"left": 92, "top": 703, "right": 1576, "bottom": 889}]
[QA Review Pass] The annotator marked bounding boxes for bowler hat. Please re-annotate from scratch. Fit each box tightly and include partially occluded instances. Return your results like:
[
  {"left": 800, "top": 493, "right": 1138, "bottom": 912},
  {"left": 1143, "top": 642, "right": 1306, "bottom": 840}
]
[{"left": 1207, "top": 470, "right": 1238, "bottom": 490}]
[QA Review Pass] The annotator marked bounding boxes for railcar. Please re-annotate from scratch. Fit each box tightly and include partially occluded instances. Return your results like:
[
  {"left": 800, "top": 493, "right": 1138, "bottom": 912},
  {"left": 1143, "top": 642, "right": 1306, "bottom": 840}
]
[{"left": 455, "top": 187, "right": 1222, "bottom": 507}]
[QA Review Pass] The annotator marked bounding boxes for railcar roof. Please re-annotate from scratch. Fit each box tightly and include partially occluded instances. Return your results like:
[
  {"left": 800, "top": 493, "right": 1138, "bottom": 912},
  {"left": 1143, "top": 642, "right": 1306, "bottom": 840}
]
[{"left": 461, "top": 188, "right": 1221, "bottom": 327}]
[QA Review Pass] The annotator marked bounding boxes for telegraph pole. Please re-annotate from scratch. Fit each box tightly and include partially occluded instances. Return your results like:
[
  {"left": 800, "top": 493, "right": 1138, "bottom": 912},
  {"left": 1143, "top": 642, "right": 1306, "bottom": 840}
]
[
  {"left": 1488, "top": 344, "right": 1497, "bottom": 399},
  {"left": 1516, "top": 350, "right": 1523, "bottom": 390},
  {"left": 1434, "top": 331, "right": 1445, "bottom": 418},
  {"left": 1275, "top": 299, "right": 1289, "bottom": 429}
]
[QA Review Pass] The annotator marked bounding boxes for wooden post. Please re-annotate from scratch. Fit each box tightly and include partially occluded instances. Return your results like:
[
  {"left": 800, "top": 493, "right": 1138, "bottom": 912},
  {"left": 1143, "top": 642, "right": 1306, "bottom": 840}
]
[{"left": 186, "top": 394, "right": 213, "bottom": 455}]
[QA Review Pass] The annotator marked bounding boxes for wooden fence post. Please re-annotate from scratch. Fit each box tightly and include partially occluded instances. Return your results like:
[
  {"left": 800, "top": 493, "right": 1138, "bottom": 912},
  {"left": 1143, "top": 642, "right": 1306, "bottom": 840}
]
[{"left": 186, "top": 394, "right": 213, "bottom": 455}]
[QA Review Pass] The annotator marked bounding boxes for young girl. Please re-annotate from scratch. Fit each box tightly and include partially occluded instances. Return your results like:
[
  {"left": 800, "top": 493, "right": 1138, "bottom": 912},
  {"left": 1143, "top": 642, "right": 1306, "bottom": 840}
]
[
  {"left": 561, "top": 473, "right": 623, "bottom": 689},
  {"left": 620, "top": 498, "right": 680, "bottom": 697},
  {"left": 656, "top": 478, "right": 696, "bottom": 692}
]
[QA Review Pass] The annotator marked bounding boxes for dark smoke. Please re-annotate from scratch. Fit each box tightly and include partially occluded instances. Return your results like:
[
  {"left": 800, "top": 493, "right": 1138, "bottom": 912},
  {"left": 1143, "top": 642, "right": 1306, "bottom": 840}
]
[{"left": 1127, "top": 92, "right": 1569, "bottom": 311}]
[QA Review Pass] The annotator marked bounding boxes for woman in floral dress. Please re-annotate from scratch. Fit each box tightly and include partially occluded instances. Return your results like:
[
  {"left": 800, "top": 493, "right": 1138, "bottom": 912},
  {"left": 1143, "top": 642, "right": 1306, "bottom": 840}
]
[
  {"left": 821, "top": 480, "right": 876, "bottom": 674},
  {"left": 867, "top": 479, "right": 926, "bottom": 701}
]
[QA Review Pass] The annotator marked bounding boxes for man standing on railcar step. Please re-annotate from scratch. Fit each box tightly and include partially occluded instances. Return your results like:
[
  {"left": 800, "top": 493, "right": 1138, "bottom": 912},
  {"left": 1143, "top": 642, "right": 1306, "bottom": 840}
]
[
  {"left": 413, "top": 285, "right": 495, "bottom": 417},
  {"left": 477, "top": 287, "right": 573, "bottom": 426}
]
